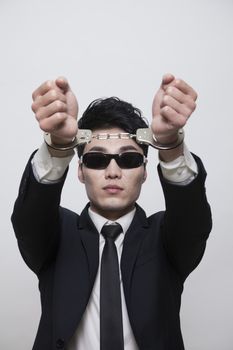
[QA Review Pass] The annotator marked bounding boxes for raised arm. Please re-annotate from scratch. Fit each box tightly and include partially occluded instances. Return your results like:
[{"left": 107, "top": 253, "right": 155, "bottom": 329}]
[
  {"left": 12, "top": 77, "right": 78, "bottom": 274},
  {"left": 152, "top": 74, "right": 212, "bottom": 279}
]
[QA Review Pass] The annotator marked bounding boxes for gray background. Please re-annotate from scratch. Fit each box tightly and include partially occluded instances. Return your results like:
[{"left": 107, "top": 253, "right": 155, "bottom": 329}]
[{"left": 0, "top": 0, "right": 232, "bottom": 349}]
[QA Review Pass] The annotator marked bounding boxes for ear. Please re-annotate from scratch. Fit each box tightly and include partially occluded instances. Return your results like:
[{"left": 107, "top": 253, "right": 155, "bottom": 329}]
[
  {"left": 142, "top": 168, "right": 147, "bottom": 183},
  {"left": 78, "top": 163, "right": 85, "bottom": 184}
]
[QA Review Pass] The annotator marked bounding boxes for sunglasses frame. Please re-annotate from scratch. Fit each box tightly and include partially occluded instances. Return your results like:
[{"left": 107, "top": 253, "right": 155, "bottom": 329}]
[{"left": 80, "top": 152, "right": 147, "bottom": 169}]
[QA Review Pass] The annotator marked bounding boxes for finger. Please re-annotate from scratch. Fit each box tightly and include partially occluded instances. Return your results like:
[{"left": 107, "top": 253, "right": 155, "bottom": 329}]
[
  {"left": 32, "top": 80, "right": 57, "bottom": 101},
  {"left": 171, "top": 79, "right": 198, "bottom": 101},
  {"left": 161, "top": 95, "right": 194, "bottom": 118},
  {"left": 160, "top": 105, "right": 187, "bottom": 129},
  {"left": 164, "top": 86, "right": 196, "bottom": 110},
  {"left": 161, "top": 73, "right": 175, "bottom": 90},
  {"left": 55, "top": 76, "right": 70, "bottom": 93},
  {"left": 32, "top": 89, "right": 66, "bottom": 112},
  {"left": 35, "top": 100, "right": 67, "bottom": 121},
  {"left": 39, "top": 113, "right": 67, "bottom": 132}
]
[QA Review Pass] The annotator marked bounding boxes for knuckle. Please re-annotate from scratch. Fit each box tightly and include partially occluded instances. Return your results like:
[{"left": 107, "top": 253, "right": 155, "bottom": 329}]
[
  {"left": 39, "top": 119, "right": 51, "bottom": 132},
  {"left": 39, "top": 120, "right": 45, "bottom": 130},
  {"left": 186, "top": 99, "right": 196, "bottom": 112},
  {"left": 55, "top": 100, "right": 64, "bottom": 110},
  {"left": 166, "top": 86, "right": 174, "bottom": 94},
  {"left": 32, "top": 91, "right": 36, "bottom": 100},
  {"left": 45, "top": 80, "right": 54, "bottom": 90},
  {"left": 49, "top": 89, "right": 58, "bottom": 101},
  {"left": 190, "top": 101, "right": 196, "bottom": 111},
  {"left": 163, "top": 94, "right": 170, "bottom": 104},
  {"left": 182, "top": 105, "right": 191, "bottom": 117},
  {"left": 54, "top": 112, "right": 63, "bottom": 120},
  {"left": 31, "top": 102, "right": 36, "bottom": 112},
  {"left": 174, "top": 79, "right": 182, "bottom": 87},
  {"left": 41, "top": 124, "right": 50, "bottom": 132},
  {"left": 162, "top": 105, "right": 171, "bottom": 114},
  {"left": 35, "top": 111, "right": 41, "bottom": 121},
  {"left": 176, "top": 115, "right": 187, "bottom": 128}
]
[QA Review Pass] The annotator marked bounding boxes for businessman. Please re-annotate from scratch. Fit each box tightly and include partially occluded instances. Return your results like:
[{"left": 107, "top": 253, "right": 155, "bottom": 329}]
[{"left": 12, "top": 74, "right": 212, "bottom": 350}]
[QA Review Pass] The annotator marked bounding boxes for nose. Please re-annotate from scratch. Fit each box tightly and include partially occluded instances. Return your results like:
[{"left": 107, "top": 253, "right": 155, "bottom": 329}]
[{"left": 104, "top": 158, "right": 122, "bottom": 179}]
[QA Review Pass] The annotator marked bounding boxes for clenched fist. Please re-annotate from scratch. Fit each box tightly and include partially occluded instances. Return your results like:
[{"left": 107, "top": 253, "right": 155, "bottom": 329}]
[
  {"left": 152, "top": 74, "right": 197, "bottom": 145},
  {"left": 31, "top": 77, "right": 78, "bottom": 145}
]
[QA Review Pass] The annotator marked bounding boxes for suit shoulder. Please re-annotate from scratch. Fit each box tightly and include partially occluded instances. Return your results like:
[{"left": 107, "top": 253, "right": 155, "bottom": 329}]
[
  {"left": 147, "top": 210, "right": 164, "bottom": 224},
  {"left": 59, "top": 206, "right": 80, "bottom": 221}
]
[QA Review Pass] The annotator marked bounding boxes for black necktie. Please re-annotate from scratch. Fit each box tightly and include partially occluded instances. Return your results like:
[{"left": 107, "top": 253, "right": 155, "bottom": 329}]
[{"left": 100, "top": 223, "right": 124, "bottom": 350}]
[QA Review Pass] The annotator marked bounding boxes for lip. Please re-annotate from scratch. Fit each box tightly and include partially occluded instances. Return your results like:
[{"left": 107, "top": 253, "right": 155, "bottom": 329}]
[{"left": 103, "top": 185, "right": 123, "bottom": 194}]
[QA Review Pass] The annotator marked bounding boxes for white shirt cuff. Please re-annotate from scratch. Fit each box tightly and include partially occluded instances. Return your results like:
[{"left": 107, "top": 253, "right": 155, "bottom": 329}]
[
  {"left": 159, "top": 143, "right": 198, "bottom": 185},
  {"left": 31, "top": 143, "right": 74, "bottom": 183},
  {"left": 32, "top": 142, "right": 198, "bottom": 186}
]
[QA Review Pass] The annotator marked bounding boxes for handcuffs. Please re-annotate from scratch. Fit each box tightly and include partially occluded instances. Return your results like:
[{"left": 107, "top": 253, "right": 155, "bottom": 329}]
[{"left": 44, "top": 128, "right": 184, "bottom": 152}]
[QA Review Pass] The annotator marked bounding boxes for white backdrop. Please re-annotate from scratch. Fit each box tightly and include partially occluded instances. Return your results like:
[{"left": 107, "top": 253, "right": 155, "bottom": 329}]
[{"left": 0, "top": 1, "right": 232, "bottom": 349}]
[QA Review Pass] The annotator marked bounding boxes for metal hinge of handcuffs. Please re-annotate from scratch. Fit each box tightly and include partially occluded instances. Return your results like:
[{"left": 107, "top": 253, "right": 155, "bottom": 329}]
[{"left": 44, "top": 128, "right": 184, "bottom": 152}]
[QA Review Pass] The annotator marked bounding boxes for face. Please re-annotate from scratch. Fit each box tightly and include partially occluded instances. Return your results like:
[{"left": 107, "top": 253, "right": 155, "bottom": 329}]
[{"left": 78, "top": 127, "right": 147, "bottom": 220}]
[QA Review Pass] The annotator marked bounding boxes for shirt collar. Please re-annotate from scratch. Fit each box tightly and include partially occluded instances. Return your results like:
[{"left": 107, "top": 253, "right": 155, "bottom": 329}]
[{"left": 88, "top": 207, "right": 136, "bottom": 234}]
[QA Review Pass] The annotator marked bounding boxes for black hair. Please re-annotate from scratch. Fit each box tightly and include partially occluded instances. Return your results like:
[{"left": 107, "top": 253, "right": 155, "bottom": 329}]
[{"left": 77, "top": 97, "right": 149, "bottom": 157}]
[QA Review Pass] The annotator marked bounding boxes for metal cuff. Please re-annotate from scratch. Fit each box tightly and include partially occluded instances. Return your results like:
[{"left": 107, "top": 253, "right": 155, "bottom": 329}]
[
  {"left": 136, "top": 128, "right": 184, "bottom": 150},
  {"left": 44, "top": 130, "right": 92, "bottom": 151},
  {"left": 44, "top": 128, "right": 184, "bottom": 151}
]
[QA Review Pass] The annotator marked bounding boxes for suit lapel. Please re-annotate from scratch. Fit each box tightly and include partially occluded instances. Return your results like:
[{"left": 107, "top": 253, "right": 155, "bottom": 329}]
[
  {"left": 53, "top": 204, "right": 99, "bottom": 343},
  {"left": 121, "top": 204, "right": 149, "bottom": 302},
  {"left": 78, "top": 204, "right": 100, "bottom": 285}
]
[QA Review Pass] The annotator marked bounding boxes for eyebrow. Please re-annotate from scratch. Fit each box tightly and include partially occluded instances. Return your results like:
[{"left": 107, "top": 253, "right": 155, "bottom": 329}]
[{"left": 87, "top": 145, "right": 139, "bottom": 153}]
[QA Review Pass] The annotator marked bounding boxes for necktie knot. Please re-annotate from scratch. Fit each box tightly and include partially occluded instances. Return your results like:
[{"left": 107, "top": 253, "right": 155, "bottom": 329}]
[{"left": 101, "top": 223, "right": 122, "bottom": 241}]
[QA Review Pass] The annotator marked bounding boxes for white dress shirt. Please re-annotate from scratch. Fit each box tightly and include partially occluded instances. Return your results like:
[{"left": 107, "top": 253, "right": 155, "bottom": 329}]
[
  {"left": 67, "top": 208, "right": 139, "bottom": 350},
  {"left": 31, "top": 142, "right": 198, "bottom": 349}
]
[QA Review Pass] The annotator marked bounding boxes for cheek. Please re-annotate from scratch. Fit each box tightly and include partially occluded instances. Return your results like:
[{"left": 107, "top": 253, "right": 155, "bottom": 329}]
[
  {"left": 123, "top": 170, "right": 145, "bottom": 190},
  {"left": 82, "top": 171, "right": 103, "bottom": 189}
]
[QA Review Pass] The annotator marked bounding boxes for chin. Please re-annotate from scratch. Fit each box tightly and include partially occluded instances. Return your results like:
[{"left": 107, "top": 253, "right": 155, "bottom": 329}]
[{"left": 91, "top": 200, "right": 134, "bottom": 218}]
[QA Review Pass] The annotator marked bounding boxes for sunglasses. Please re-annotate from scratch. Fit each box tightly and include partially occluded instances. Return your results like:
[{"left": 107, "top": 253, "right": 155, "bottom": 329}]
[{"left": 80, "top": 152, "right": 147, "bottom": 169}]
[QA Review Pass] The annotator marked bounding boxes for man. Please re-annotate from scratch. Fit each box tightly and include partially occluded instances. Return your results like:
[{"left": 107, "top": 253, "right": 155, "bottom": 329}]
[{"left": 12, "top": 74, "right": 212, "bottom": 350}]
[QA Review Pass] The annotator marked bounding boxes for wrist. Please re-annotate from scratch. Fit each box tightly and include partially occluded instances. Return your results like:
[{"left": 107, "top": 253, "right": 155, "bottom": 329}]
[
  {"left": 46, "top": 144, "right": 75, "bottom": 158},
  {"left": 44, "top": 133, "right": 76, "bottom": 158},
  {"left": 154, "top": 131, "right": 180, "bottom": 146},
  {"left": 159, "top": 143, "right": 184, "bottom": 162},
  {"left": 50, "top": 135, "right": 75, "bottom": 145}
]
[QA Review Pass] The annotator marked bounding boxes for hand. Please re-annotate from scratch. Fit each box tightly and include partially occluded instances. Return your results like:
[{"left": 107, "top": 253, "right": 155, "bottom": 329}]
[
  {"left": 151, "top": 73, "right": 197, "bottom": 145},
  {"left": 31, "top": 77, "right": 79, "bottom": 144}
]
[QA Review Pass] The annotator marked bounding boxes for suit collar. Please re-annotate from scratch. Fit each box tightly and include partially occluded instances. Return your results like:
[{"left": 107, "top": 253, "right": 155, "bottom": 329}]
[
  {"left": 88, "top": 206, "right": 136, "bottom": 234},
  {"left": 78, "top": 204, "right": 100, "bottom": 284}
]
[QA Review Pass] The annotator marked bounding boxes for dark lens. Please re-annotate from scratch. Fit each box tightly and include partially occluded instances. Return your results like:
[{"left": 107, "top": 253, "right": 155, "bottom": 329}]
[
  {"left": 118, "top": 153, "right": 144, "bottom": 168},
  {"left": 82, "top": 153, "right": 108, "bottom": 169}
]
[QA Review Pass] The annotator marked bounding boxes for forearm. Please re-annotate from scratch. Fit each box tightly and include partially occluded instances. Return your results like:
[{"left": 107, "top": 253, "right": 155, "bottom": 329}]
[
  {"left": 159, "top": 154, "right": 212, "bottom": 280},
  {"left": 11, "top": 153, "right": 68, "bottom": 273},
  {"left": 32, "top": 142, "right": 74, "bottom": 183},
  {"left": 159, "top": 143, "right": 198, "bottom": 185}
]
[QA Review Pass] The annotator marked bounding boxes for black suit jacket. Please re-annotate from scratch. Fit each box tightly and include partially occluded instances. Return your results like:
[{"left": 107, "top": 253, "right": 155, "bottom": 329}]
[{"left": 11, "top": 154, "right": 212, "bottom": 350}]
